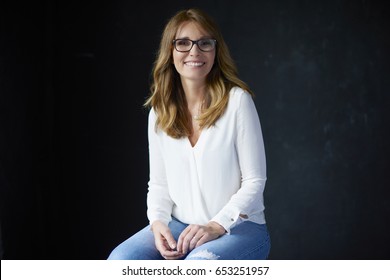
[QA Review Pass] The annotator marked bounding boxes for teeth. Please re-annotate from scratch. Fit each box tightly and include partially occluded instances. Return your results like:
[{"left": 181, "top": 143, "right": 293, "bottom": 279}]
[{"left": 185, "top": 62, "right": 204, "bottom": 66}]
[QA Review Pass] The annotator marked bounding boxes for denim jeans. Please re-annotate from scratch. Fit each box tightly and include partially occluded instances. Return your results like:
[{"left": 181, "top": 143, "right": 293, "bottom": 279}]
[{"left": 107, "top": 217, "right": 270, "bottom": 260}]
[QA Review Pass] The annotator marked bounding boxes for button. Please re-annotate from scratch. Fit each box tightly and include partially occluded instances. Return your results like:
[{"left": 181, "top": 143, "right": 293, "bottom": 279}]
[{"left": 230, "top": 218, "right": 234, "bottom": 221}]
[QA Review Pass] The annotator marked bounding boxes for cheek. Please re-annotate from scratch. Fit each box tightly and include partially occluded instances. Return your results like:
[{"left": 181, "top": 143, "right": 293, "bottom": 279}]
[
  {"left": 173, "top": 51, "right": 184, "bottom": 66},
  {"left": 208, "top": 53, "right": 216, "bottom": 68}
]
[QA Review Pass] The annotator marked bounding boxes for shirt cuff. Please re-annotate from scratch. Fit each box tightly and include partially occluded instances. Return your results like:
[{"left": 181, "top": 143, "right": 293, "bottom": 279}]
[
  {"left": 147, "top": 214, "right": 172, "bottom": 228},
  {"left": 210, "top": 207, "right": 241, "bottom": 234}
]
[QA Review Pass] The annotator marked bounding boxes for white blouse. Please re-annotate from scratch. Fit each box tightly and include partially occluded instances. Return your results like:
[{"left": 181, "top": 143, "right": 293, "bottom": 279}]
[{"left": 146, "top": 86, "right": 267, "bottom": 232}]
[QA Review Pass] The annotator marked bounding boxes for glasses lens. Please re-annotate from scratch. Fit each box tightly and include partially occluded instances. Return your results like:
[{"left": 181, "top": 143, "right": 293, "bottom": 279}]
[
  {"left": 197, "top": 39, "right": 215, "bottom": 51},
  {"left": 174, "top": 39, "right": 216, "bottom": 52},
  {"left": 175, "top": 39, "right": 192, "bottom": 52}
]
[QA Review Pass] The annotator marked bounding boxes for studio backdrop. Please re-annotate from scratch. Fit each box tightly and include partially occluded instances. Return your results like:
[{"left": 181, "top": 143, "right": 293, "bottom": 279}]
[{"left": 0, "top": 0, "right": 389, "bottom": 259}]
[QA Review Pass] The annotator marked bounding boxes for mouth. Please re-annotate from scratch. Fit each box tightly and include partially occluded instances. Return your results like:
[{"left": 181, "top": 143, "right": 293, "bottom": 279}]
[{"left": 184, "top": 61, "right": 205, "bottom": 67}]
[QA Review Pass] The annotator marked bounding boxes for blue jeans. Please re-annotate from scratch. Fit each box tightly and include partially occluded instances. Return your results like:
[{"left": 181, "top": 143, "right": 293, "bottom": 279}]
[{"left": 107, "top": 218, "right": 270, "bottom": 260}]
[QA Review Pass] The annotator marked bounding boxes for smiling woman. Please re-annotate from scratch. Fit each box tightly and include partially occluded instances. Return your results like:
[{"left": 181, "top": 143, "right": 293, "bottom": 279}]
[
  {"left": 107, "top": 7, "right": 270, "bottom": 260},
  {"left": 172, "top": 21, "right": 216, "bottom": 86}
]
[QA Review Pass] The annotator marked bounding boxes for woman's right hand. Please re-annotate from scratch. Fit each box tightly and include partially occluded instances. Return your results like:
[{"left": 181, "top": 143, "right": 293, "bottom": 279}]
[{"left": 151, "top": 220, "right": 183, "bottom": 260}]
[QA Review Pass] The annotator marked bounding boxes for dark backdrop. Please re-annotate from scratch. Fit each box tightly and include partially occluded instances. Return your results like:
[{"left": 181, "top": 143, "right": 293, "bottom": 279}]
[{"left": 1, "top": 0, "right": 389, "bottom": 260}]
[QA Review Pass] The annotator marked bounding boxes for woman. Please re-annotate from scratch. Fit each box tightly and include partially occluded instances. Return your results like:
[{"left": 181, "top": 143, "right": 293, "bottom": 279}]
[{"left": 108, "top": 8, "right": 270, "bottom": 260}]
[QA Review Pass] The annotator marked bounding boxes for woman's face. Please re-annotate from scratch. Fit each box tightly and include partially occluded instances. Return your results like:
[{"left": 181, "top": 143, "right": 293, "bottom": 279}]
[{"left": 172, "top": 21, "right": 216, "bottom": 85}]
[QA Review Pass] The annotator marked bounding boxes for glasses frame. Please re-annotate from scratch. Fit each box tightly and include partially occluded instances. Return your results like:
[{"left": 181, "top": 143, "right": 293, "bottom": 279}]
[{"left": 172, "top": 38, "right": 217, "bottom": 52}]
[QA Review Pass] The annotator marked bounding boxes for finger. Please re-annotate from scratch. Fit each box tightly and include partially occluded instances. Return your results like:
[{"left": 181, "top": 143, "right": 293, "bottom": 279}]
[
  {"left": 163, "top": 254, "right": 183, "bottom": 260},
  {"left": 155, "top": 232, "right": 175, "bottom": 251},
  {"left": 180, "top": 225, "right": 199, "bottom": 254},
  {"left": 178, "top": 226, "right": 194, "bottom": 254},
  {"left": 194, "top": 233, "right": 210, "bottom": 249},
  {"left": 177, "top": 226, "right": 192, "bottom": 253},
  {"left": 189, "top": 230, "right": 206, "bottom": 251},
  {"left": 160, "top": 248, "right": 183, "bottom": 260},
  {"left": 160, "top": 227, "right": 177, "bottom": 250},
  {"left": 189, "top": 236, "right": 199, "bottom": 251},
  {"left": 156, "top": 238, "right": 183, "bottom": 260},
  {"left": 155, "top": 236, "right": 169, "bottom": 253}
]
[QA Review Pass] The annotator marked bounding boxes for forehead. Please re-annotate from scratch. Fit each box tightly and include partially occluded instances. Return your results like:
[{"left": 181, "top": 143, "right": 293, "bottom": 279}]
[{"left": 175, "top": 21, "right": 210, "bottom": 38}]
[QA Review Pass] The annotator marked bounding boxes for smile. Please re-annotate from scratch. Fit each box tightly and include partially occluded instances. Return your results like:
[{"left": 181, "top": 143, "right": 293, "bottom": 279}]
[{"left": 184, "top": 61, "right": 205, "bottom": 67}]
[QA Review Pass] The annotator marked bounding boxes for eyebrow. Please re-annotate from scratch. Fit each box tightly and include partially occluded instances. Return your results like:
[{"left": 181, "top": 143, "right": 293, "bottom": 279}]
[{"left": 175, "top": 36, "right": 212, "bottom": 40}]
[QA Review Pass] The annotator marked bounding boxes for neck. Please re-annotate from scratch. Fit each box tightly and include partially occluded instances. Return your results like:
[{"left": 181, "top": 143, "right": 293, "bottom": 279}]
[
  {"left": 183, "top": 83, "right": 206, "bottom": 105},
  {"left": 181, "top": 80, "right": 206, "bottom": 120}
]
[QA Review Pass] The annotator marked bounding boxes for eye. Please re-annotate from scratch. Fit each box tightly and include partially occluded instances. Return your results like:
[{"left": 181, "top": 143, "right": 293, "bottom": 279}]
[
  {"left": 199, "top": 39, "right": 212, "bottom": 46},
  {"left": 176, "top": 39, "right": 191, "bottom": 46}
]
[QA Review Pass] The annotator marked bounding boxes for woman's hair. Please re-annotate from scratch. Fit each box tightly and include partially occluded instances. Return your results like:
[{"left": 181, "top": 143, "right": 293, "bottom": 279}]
[{"left": 144, "top": 8, "right": 253, "bottom": 138}]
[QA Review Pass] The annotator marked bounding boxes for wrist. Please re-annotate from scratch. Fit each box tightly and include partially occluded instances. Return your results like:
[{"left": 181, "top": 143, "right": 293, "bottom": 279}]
[
  {"left": 207, "top": 221, "right": 226, "bottom": 236},
  {"left": 150, "top": 220, "right": 164, "bottom": 232}
]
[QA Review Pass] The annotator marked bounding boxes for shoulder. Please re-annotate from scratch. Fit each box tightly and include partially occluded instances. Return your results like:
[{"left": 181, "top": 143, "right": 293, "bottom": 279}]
[
  {"left": 147, "top": 107, "right": 159, "bottom": 133},
  {"left": 228, "top": 86, "right": 254, "bottom": 110},
  {"left": 148, "top": 107, "right": 157, "bottom": 122}
]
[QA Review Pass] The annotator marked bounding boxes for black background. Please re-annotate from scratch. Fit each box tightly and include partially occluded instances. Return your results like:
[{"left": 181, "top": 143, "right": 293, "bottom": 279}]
[{"left": 1, "top": 0, "right": 389, "bottom": 260}]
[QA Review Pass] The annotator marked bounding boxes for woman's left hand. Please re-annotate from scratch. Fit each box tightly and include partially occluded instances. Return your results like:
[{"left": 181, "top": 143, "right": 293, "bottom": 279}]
[{"left": 176, "top": 221, "right": 226, "bottom": 255}]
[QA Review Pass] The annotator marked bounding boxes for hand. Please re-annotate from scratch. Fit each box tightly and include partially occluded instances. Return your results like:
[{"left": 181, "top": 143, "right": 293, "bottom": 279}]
[
  {"left": 151, "top": 220, "right": 184, "bottom": 260},
  {"left": 177, "top": 221, "right": 226, "bottom": 255}
]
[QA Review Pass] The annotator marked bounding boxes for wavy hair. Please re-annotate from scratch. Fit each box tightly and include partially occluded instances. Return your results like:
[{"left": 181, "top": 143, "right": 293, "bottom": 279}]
[{"left": 144, "top": 8, "right": 253, "bottom": 138}]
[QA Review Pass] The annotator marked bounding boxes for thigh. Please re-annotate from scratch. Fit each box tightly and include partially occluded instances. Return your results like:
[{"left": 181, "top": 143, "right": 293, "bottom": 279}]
[
  {"left": 185, "top": 222, "right": 270, "bottom": 260},
  {"left": 107, "top": 218, "right": 188, "bottom": 260},
  {"left": 107, "top": 225, "right": 161, "bottom": 260}
]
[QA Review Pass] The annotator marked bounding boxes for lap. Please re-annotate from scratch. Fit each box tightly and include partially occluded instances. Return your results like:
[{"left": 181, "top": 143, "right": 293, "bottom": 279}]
[
  {"left": 107, "top": 218, "right": 270, "bottom": 260},
  {"left": 107, "top": 218, "right": 187, "bottom": 260}
]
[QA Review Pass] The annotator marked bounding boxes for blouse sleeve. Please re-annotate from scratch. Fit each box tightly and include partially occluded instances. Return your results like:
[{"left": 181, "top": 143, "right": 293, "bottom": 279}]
[
  {"left": 146, "top": 108, "right": 174, "bottom": 226},
  {"left": 210, "top": 91, "right": 267, "bottom": 233}
]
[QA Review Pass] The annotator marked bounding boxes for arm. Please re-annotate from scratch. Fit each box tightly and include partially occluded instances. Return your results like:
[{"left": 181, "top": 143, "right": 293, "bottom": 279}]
[
  {"left": 210, "top": 91, "right": 267, "bottom": 232},
  {"left": 146, "top": 109, "right": 182, "bottom": 259},
  {"left": 146, "top": 109, "right": 174, "bottom": 226}
]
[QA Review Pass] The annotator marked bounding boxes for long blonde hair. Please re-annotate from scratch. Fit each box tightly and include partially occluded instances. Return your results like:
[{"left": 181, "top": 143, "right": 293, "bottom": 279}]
[{"left": 144, "top": 8, "right": 253, "bottom": 138}]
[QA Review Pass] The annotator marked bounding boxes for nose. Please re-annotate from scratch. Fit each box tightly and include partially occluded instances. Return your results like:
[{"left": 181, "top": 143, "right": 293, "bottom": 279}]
[{"left": 189, "top": 43, "right": 201, "bottom": 56}]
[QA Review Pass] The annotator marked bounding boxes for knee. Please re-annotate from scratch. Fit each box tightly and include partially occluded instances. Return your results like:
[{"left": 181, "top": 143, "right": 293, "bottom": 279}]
[
  {"left": 107, "top": 247, "right": 127, "bottom": 260},
  {"left": 107, "top": 245, "right": 161, "bottom": 260},
  {"left": 185, "top": 249, "right": 220, "bottom": 260}
]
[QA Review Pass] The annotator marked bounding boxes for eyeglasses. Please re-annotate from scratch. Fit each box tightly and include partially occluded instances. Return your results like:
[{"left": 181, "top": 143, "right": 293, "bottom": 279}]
[{"left": 172, "top": 38, "right": 217, "bottom": 52}]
